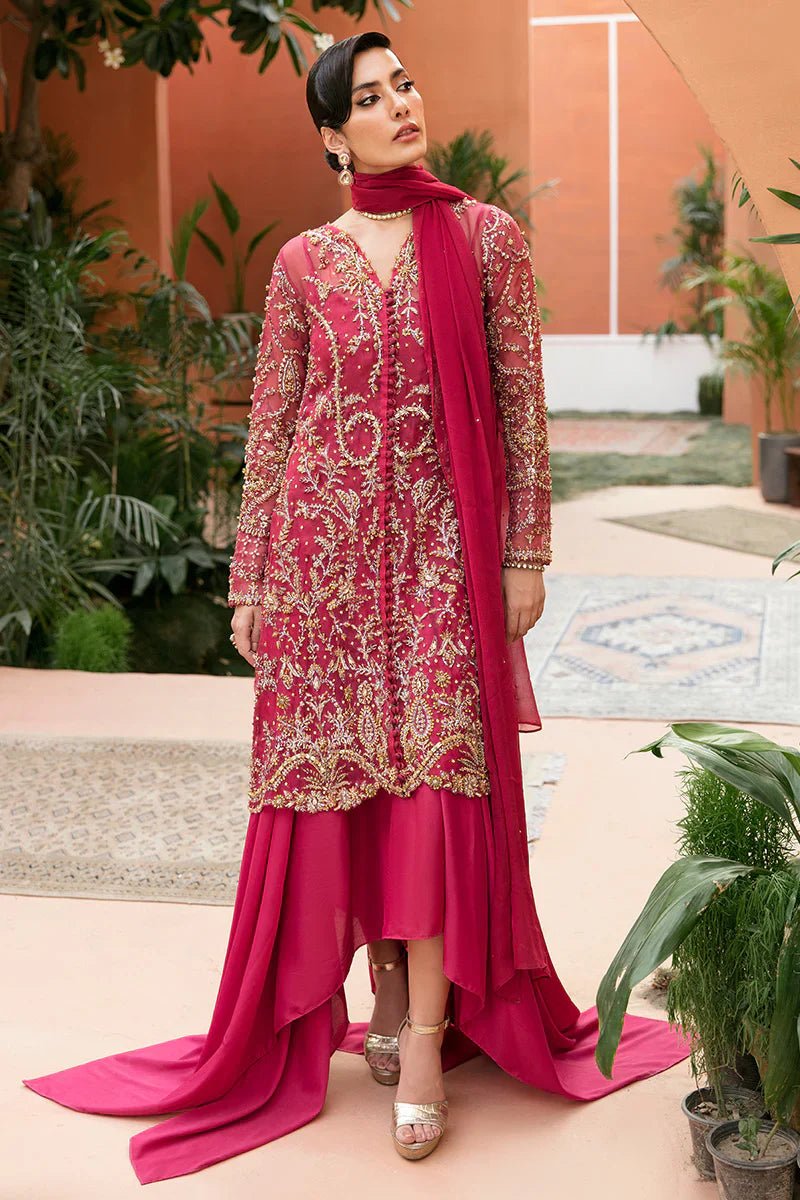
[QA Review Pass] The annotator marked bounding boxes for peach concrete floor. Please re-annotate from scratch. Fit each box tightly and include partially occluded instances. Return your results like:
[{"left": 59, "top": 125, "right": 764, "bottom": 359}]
[{"left": 2, "top": 483, "right": 798, "bottom": 1198}]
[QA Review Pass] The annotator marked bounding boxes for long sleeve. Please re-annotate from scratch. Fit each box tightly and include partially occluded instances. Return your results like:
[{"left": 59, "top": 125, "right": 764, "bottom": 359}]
[
  {"left": 227, "top": 248, "right": 309, "bottom": 607},
  {"left": 480, "top": 208, "right": 552, "bottom": 569}
]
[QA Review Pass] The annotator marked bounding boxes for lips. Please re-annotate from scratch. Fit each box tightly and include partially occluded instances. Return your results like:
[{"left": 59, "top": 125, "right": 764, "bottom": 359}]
[{"left": 394, "top": 124, "right": 419, "bottom": 140}]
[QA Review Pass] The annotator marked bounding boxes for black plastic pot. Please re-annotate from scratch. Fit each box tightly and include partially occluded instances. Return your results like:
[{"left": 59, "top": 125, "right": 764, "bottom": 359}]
[
  {"left": 682, "top": 1087, "right": 768, "bottom": 1180},
  {"left": 706, "top": 1119, "right": 800, "bottom": 1199},
  {"left": 759, "top": 432, "right": 800, "bottom": 503}
]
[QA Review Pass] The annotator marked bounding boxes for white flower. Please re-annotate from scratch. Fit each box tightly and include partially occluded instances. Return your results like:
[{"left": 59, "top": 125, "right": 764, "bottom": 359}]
[
  {"left": 312, "top": 32, "right": 334, "bottom": 53},
  {"left": 97, "top": 38, "right": 110, "bottom": 53},
  {"left": 102, "top": 46, "right": 125, "bottom": 69}
]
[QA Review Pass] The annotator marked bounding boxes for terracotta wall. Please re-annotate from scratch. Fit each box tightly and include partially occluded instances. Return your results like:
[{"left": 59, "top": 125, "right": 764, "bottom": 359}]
[
  {"left": 529, "top": 0, "right": 725, "bottom": 336},
  {"left": 625, "top": 0, "right": 800, "bottom": 467},
  {"left": 2, "top": 19, "right": 166, "bottom": 273}
]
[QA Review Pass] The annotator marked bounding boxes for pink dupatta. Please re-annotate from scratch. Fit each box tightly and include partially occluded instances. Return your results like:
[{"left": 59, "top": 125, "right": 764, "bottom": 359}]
[{"left": 350, "top": 164, "right": 550, "bottom": 988}]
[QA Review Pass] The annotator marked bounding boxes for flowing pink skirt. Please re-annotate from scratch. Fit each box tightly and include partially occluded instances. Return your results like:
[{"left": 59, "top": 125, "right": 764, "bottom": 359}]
[{"left": 23, "top": 784, "right": 691, "bottom": 1184}]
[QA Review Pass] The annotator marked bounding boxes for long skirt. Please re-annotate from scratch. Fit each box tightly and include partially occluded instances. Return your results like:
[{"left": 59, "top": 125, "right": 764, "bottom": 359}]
[{"left": 23, "top": 783, "right": 691, "bottom": 1184}]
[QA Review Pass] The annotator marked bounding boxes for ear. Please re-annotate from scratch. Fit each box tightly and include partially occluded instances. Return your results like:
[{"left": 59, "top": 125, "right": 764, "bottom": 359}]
[{"left": 321, "top": 127, "right": 346, "bottom": 157}]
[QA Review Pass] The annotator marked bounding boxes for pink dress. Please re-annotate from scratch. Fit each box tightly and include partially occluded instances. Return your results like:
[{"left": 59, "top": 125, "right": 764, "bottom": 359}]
[{"left": 22, "top": 200, "right": 691, "bottom": 1185}]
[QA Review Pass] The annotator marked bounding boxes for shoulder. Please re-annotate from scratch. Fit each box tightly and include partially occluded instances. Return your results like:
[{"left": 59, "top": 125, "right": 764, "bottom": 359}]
[
  {"left": 269, "top": 232, "right": 318, "bottom": 297},
  {"left": 473, "top": 203, "right": 527, "bottom": 253}
]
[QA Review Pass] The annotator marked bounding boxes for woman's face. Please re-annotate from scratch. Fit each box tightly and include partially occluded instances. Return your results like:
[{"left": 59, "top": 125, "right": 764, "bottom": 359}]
[{"left": 323, "top": 46, "right": 426, "bottom": 174}]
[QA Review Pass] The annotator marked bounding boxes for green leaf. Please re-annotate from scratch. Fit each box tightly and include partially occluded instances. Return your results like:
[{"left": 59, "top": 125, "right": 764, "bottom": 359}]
[
  {"left": 767, "top": 187, "right": 800, "bottom": 211},
  {"left": 282, "top": 28, "right": 306, "bottom": 75},
  {"left": 632, "top": 726, "right": 800, "bottom": 840},
  {"left": 772, "top": 535, "right": 800, "bottom": 573},
  {"left": 209, "top": 174, "right": 240, "bottom": 235},
  {"left": 244, "top": 222, "right": 277, "bottom": 265},
  {"left": 0, "top": 609, "right": 33, "bottom": 636},
  {"left": 762, "top": 906, "right": 800, "bottom": 1121},
  {"left": 133, "top": 560, "right": 157, "bottom": 596},
  {"left": 595, "top": 855, "right": 755, "bottom": 1077},
  {"left": 751, "top": 233, "right": 800, "bottom": 245},
  {"left": 33, "top": 39, "right": 59, "bottom": 81},
  {"left": 171, "top": 197, "right": 210, "bottom": 279},
  {"left": 159, "top": 554, "right": 188, "bottom": 594},
  {"left": 195, "top": 227, "right": 225, "bottom": 266}
]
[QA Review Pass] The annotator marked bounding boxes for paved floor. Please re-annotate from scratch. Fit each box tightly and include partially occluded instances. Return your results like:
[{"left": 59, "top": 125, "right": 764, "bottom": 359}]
[{"left": 1, "top": 482, "right": 797, "bottom": 1199}]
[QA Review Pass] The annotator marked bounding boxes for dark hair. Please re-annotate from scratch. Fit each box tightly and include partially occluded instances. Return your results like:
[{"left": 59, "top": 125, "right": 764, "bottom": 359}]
[{"left": 306, "top": 32, "right": 394, "bottom": 175}]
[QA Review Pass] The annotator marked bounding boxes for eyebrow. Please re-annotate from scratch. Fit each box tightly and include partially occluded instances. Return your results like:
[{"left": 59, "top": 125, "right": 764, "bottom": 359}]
[{"left": 352, "top": 67, "right": 408, "bottom": 96}]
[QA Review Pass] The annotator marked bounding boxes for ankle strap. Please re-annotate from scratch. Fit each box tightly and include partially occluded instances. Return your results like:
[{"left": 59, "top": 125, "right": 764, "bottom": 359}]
[
  {"left": 367, "top": 947, "right": 407, "bottom": 972},
  {"left": 403, "top": 1009, "right": 450, "bottom": 1035}
]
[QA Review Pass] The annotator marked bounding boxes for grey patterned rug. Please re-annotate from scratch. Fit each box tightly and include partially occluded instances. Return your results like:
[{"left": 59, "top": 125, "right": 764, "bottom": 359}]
[
  {"left": 525, "top": 574, "right": 800, "bottom": 722},
  {"left": 0, "top": 735, "right": 564, "bottom": 905},
  {"left": 607, "top": 505, "right": 800, "bottom": 559}
]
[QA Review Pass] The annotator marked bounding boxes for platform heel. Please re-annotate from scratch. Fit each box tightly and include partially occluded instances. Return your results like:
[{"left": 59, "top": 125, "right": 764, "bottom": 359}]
[{"left": 390, "top": 1010, "right": 450, "bottom": 1160}]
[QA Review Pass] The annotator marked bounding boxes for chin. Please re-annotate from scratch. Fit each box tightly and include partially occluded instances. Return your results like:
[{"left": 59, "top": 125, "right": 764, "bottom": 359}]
[{"left": 392, "top": 142, "right": 426, "bottom": 164}]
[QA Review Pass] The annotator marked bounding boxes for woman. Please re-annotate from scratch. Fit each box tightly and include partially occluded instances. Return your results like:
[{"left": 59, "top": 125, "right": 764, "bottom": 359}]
[{"left": 23, "top": 32, "right": 691, "bottom": 1182}]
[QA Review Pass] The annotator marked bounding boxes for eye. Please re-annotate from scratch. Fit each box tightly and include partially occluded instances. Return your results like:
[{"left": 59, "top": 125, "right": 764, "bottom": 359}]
[{"left": 357, "top": 78, "right": 416, "bottom": 106}]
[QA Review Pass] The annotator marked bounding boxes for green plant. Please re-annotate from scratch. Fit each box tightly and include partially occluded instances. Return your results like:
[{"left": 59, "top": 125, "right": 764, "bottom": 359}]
[
  {"left": 0, "top": 190, "right": 176, "bottom": 664},
  {"left": 644, "top": 145, "right": 725, "bottom": 344},
  {"left": 595, "top": 722, "right": 800, "bottom": 1128},
  {"left": 194, "top": 176, "right": 279, "bottom": 314},
  {"left": 102, "top": 201, "right": 258, "bottom": 596},
  {"left": 683, "top": 253, "right": 800, "bottom": 433},
  {"left": 698, "top": 371, "right": 724, "bottom": 415},
  {"left": 734, "top": 1115, "right": 785, "bottom": 1161},
  {"left": 51, "top": 601, "right": 132, "bottom": 670},
  {"left": 663, "top": 766, "right": 795, "bottom": 1112}
]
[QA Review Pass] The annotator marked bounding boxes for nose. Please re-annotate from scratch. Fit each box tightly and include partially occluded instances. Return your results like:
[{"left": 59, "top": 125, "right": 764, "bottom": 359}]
[{"left": 391, "top": 89, "right": 410, "bottom": 118}]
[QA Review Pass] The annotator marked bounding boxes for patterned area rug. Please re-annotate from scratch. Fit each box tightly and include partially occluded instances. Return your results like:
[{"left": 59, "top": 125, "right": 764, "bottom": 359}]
[
  {"left": 607, "top": 505, "right": 800, "bottom": 559},
  {"left": 525, "top": 574, "right": 800, "bottom": 722},
  {"left": 0, "top": 735, "right": 565, "bottom": 905}
]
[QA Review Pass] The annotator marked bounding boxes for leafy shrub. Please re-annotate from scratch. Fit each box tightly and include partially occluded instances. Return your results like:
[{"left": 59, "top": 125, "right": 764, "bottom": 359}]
[{"left": 51, "top": 603, "right": 133, "bottom": 672}]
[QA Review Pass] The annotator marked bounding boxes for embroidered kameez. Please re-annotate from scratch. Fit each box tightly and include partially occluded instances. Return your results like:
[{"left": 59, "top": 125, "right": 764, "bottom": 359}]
[{"left": 227, "top": 197, "right": 551, "bottom": 814}]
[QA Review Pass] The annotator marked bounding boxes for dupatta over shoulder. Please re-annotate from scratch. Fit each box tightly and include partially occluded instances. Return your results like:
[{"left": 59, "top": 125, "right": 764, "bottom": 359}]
[{"left": 351, "top": 163, "right": 550, "bottom": 990}]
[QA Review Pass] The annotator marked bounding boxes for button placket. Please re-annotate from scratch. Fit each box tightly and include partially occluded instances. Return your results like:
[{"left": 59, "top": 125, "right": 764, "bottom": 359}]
[{"left": 384, "top": 288, "right": 403, "bottom": 780}]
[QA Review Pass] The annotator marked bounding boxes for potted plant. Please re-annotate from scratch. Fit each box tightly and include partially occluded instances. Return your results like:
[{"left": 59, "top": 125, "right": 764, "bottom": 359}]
[
  {"left": 593, "top": 723, "right": 800, "bottom": 1174},
  {"left": 683, "top": 255, "right": 800, "bottom": 502},
  {"left": 683, "top": 1087, "right": 769, "bottom": 1180},
  {"left": 706, "top": 1116, "right": 800, "bottom": 1199}
]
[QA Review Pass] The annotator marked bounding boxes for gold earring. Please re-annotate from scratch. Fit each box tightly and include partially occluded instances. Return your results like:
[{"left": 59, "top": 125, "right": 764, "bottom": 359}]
[{"left": 337, "top": 151, "right": 353, "bottom": 187}]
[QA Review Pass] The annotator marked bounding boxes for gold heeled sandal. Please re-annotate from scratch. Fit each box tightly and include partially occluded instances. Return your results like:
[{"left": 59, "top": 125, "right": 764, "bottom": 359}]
[
  {"left": 390, "top": 1010, "right": 450, "bottom": 1160},
  {"left": 363, "top": 946, "right": 408, "bottom": 1085}
]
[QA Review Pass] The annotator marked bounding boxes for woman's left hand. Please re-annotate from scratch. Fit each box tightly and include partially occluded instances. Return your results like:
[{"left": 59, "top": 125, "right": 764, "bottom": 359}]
[{"left": 502, "top": 567, "right": 546, "bottom": 642}]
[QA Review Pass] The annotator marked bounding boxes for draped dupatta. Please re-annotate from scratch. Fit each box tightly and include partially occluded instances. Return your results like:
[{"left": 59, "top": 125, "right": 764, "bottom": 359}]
[{"left": 350, "top": 164, "right": 551, "bottom": 988}]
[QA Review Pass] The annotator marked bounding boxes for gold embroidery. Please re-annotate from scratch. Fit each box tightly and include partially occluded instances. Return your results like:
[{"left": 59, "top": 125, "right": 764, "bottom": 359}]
[{"left": 480, "top": 207, "right": 552, "bottom": 568}]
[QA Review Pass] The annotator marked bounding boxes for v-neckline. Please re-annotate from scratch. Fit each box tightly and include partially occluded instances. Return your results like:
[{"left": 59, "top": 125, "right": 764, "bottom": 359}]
[{"left": 323, "top": 222, "right": 414, "bottom": 294}]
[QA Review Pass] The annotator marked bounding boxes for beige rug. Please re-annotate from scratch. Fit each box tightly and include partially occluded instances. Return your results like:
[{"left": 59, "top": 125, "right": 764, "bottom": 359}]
[
  {"left": 607, "top": 505, "right": 800, "bottom": 558},
  {"left": 0, "top": 735, "right": 564, "bottom": 905}
]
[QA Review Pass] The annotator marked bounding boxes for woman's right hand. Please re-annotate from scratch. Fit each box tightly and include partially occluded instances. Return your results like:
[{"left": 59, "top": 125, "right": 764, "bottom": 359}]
[{"left": 230, "top": 604, "right": 263, "bottom": 668}]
